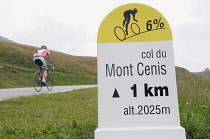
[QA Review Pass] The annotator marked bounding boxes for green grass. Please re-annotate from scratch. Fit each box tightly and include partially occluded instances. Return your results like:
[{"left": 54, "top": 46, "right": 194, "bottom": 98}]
[{"left": 0, "top": 88, "right": 98, "bottom": 139}]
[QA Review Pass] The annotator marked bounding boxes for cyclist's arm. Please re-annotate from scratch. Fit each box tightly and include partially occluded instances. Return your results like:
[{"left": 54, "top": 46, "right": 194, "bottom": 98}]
[
  {"left": 133, "top": 13, "right": 138, "bottom": 22},
  {"left": 47, "top": 55, "right": 54, "bottom": 64}
]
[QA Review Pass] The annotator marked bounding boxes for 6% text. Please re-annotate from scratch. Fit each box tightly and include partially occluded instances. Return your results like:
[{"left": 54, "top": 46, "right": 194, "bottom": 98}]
[{"left": 146, "top": 18, "right": 165, "bottom": 31}]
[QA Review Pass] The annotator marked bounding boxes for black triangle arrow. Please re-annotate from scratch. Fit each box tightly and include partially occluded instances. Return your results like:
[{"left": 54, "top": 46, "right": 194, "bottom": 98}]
[{"left": 113, "top": 88, "right": 120, "bottom": 98}]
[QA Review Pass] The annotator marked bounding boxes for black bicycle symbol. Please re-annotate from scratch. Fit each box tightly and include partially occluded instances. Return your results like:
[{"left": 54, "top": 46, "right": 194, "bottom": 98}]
[{"left": 114, "top": 23, "right": 140, "bottom": 41}]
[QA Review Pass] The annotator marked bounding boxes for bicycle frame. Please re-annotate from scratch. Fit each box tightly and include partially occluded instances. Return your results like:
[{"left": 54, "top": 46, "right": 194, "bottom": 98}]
[{"left": 33, "top": 64, "right": 55, "bottom": 92}]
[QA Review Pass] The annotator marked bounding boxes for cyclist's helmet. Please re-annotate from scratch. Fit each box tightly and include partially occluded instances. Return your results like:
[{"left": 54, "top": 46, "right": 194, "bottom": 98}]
[
  {"left": 41, "top": 45, "right": 47, "bottom": 49},
  {"left": 134, "top": 8, "right": 138, "bottom": 13}
]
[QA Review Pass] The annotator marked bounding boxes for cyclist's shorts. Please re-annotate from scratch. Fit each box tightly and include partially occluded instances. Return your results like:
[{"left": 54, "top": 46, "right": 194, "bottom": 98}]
[{"left": 33, "top": 57, "right": 47, "bottom": 69}]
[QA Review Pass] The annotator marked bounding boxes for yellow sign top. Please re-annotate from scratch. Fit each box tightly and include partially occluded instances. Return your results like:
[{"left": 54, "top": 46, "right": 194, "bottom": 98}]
[{"left": 98, "top": 3, "right": 172, "bottom": 43}]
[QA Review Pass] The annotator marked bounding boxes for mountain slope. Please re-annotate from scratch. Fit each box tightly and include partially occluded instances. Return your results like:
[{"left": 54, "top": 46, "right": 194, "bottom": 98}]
[
  {"left": 193, "top": 68, "right": 210, "bottom": 77},
  {"left": 0, "top": 36, "right": 16, "bottom": 43},
  {"left": 0, "top": 41, "right": 97, "bottom": 88}
]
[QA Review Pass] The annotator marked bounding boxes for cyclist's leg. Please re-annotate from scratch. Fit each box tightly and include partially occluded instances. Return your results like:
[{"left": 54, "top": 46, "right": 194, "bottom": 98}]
[
  {"left": 39, "top": 57, "right": 48, "bottom": 83},
  {"left": 34, "top": 57, "right": 48, "bottom": 83},
  {"left": 42, "top": 68, "right": 47, "bottom": 83}
]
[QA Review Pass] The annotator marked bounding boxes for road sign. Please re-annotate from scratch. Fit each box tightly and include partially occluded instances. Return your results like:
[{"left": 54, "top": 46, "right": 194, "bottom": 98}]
[{"left": 95, "top": 3, "right": 186, "bottom": 139}]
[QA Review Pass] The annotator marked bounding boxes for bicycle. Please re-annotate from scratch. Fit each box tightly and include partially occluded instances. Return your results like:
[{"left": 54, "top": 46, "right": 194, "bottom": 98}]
[{"left": 33, "top": 64, "right": 55, "bottom": 92}]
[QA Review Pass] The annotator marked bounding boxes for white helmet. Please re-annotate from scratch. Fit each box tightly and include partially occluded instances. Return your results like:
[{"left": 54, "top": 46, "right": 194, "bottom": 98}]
[{"left": 41, "top": 45, "right": 47, "bottom": 49}]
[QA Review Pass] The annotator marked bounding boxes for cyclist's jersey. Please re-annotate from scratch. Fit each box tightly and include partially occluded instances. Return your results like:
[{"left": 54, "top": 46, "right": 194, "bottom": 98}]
[{"left": 33, "top": 49, "right": 50, "bottom": 58}]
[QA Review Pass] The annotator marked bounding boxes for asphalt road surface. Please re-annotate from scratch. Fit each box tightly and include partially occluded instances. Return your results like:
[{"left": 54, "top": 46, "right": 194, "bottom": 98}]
[{"left": 0, "top": 85, "right": 97, "bottom": 101}]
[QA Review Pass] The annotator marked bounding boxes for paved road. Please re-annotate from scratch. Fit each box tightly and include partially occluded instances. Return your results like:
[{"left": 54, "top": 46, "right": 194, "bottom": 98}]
[{"left": 0, "top": 85, "right": 97, "bottom": 101}]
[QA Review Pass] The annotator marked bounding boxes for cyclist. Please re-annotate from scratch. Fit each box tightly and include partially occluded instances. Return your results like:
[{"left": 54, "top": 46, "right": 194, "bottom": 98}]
[
  {"left": 123, "top": 8, "right": 138, "bottom": 35},
  {"left": 33, "top": 45, "right": 55, "bottom": 85}
]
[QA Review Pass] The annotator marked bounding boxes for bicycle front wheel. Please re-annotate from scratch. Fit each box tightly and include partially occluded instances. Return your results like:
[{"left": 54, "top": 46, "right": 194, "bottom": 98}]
[
  {"left": 33, "top": 71, "right": 42, "bottom": 92},
  {"left": 46, "top": 73, "right": 53, "bottom": 91}
]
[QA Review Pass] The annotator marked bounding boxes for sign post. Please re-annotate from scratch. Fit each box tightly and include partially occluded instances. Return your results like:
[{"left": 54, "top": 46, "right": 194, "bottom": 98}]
[{"left": 95, "top": 3, "right": 186, "bottom": 139}]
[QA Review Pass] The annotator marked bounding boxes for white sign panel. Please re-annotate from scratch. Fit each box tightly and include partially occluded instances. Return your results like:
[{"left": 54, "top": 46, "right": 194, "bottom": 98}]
[{"left": 95, "top": 3, "right": 186, "bottom": 139}]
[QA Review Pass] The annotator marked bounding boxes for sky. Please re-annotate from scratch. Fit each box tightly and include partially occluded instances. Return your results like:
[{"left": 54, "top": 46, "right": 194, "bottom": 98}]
[{"left": 0, "top": 0, "right": 210, "bottom": 72}]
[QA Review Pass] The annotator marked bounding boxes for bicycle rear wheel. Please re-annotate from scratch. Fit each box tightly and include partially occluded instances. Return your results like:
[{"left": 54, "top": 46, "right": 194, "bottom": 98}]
[
  {"left": 46, "top": 73, "right": 53, "bottom": 91},
  {"left": 33, "top": 71, "right": 42, "bottom": 92}
]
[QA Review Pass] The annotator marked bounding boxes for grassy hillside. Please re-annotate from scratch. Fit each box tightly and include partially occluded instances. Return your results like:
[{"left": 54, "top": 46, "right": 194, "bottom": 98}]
[
  {"left": 0, "top": 41, "right": 97, "bottom": 88},
  {"left": 176, "top": 67, "right": 210, "bottom": 139}
]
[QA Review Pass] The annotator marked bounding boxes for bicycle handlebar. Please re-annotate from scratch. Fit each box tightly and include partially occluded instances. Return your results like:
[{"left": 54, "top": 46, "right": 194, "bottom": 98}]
[{"left": 47, "top": 64, "right": 55, "bottom": 69}]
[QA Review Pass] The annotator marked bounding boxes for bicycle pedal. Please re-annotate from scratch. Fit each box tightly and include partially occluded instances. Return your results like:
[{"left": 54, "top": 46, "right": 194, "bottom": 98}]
[{"left": 41, "top": 82, "right": 47, "bottom": 86}]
